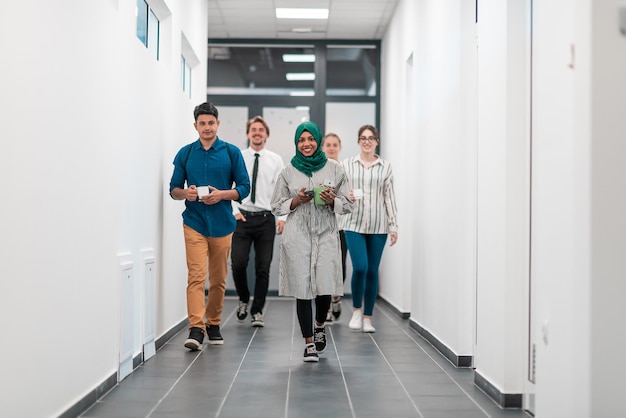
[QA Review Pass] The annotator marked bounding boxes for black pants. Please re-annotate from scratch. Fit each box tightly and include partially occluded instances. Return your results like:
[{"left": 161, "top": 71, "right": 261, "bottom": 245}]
[
  {"left": 296, "top": 296, "right": 331, "bottom": 338},
  {"left": 339, "top": 230, "right": 347, "bottom": 283},
  {"left": 230, "top": 213, "right": 276, "bottom": 315}
]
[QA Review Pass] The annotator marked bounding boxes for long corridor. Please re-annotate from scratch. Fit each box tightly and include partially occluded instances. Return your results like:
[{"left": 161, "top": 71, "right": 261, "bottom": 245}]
[{"left": 80, "top": 297, "right": 530, "bottom": 418}]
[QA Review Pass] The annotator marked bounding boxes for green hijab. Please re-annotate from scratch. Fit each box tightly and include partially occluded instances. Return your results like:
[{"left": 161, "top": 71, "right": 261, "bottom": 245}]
[{"left": 291, "top": 121, "right": 327, "bottom": 177}]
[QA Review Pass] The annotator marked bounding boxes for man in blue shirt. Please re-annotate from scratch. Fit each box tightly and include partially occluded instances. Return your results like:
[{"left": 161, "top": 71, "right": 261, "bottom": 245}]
[{"left": 169, "top": 102, "right": 250, "bottom": 350}]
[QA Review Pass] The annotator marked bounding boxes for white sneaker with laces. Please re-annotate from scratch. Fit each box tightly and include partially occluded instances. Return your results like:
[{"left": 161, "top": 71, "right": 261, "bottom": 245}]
[
  {"left": 303, "top": 343, "right": 319, "bottom": 362},
  {"left": 362, "top": 317, "right": 376, "bottom": 333},
  {"left": 251, "top": 312, "right": 264, "bottom": 327},
  {"left": 331, "top": 297, "right": 342, "bottom": 319},
  {"left": 236, "top": 301, "right": 248, "bottom": 322},
  {"left": 348, "top": 309, "right": 363, "bottom": 330},
  {"left": 314, "top": 326, "right": 327, "bottom": 353}
]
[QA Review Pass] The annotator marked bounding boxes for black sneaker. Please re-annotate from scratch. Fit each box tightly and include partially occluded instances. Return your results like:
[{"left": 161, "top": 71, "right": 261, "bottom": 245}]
[
  {"left": 251, "top": 312, "right": 264, "bottom": 327},
  {"left": 184, "top": 327, "right": 204, "bottom": 351},
  {"left": 205, "top": 325, "right": 224, "bottom": 345},
  {"left": 331, "top": 298, "right": 342, "bottom": 320},
  {"left": 303, "top": 343, "right": 319, "bottom": 362},
  {"left": 236, "top": 301, "right": 248, "bottom": 322},
  {"left": 314, "top": 326, "right": 327, "bottom": 353}
]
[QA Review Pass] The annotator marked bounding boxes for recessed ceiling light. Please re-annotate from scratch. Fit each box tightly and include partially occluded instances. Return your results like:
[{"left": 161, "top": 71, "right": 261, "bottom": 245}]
[
  {"left": 283, "top": 54, "right": 316, "bottom": 62},
  {"left": 292, "top": 28, "right": 313, "bottom": 33},
  {"left": 276, "top": 8, "right": 329, "bottom": 19},
  {"left": 286, "top": 73, "right": 315, "bottom": 81},
  {"left": 290, "top": 90, "right": 315, "bottom": 96}
]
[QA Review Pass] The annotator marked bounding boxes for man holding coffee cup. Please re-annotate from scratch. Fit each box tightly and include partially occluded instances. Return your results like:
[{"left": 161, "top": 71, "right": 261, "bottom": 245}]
[{"left": 169, "top": 102, "right": 250, "bottom": 350}]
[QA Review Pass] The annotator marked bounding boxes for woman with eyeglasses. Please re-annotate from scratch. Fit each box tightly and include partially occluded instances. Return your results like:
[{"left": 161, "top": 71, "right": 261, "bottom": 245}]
[
  {"left": 271, "top": 121, "right": 352, "bottom": 362},
  {"left": 340, "top": 124, "right": 398, "bottom": 333}
]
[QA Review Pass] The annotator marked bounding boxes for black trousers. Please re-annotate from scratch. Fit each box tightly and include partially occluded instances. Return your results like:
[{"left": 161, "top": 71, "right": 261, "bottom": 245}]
[
  {"left": 230, "top": 213, "right": 276, "bottom": 315},
  {"left": 339, "top": 230, "right": 347, "bottom": 283},
  {"left": 296, "top": 296, "right": 332, "bottom": 338}
]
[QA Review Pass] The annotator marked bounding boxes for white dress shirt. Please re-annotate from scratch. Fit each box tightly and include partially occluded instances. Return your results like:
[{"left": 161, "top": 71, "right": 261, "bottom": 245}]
[{"left": 233, "top": 147, "right": 285, "bottom": 215}]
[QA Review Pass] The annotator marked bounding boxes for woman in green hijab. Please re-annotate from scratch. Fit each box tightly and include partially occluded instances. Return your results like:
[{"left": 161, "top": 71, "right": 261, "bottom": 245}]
[{"left": 271, "top": 121, "right": 353, "bottom": 362}]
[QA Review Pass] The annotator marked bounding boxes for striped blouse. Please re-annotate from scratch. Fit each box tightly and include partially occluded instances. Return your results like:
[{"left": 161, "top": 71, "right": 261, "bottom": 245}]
[
  {"left": 271, "top": 160, "right": 353, "bottom": 299},
  {"left": 339, "top": 155, "right": 398, "bottom": 234}
]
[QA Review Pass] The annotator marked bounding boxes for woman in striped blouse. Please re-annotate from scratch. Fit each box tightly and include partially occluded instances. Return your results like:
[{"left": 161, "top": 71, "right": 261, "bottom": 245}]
[
  {"left": 271, "top": 121, "right": 353, "bottom": 362},
  {"left": 340, "top": 125, "right": 398, "bottom": 333}
]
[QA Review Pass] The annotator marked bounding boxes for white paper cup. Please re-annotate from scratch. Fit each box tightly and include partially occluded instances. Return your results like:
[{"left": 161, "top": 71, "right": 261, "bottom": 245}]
[
  {"left": 353, "top": 189, "right": 363, "bottom": 200},
  {"left": 197, "top": 186, "right": 210, "bottom": 197}
]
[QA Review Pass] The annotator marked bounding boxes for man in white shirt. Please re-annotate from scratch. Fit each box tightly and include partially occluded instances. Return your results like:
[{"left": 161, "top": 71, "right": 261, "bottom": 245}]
[{"left": 231, "top": 116, "right": 285, "bottom": 327}]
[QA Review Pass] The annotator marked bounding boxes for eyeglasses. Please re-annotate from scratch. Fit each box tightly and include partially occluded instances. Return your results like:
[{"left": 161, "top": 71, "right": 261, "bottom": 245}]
[{"left": 358, "top": 136, "right": 378, "bottom": 142}]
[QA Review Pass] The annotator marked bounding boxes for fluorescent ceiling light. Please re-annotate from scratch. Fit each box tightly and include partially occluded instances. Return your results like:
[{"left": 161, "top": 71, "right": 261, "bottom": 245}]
[
  {"left": 286, "top": 73, "right": 315, "bottom": 81},
  {"left": 290, "top": 91, "right": 315, "bottom": 96},
  {"left": 283, "top": 54, "right": 316, "bottom": 63},
  {"left": 276, "top": 8, "right": 329, "bottom": 19}
]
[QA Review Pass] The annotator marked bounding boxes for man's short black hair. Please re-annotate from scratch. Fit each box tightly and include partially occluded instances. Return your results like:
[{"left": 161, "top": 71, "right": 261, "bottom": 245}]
[{"left": 194, "top": 102, "right": 219, "bottom": 121}]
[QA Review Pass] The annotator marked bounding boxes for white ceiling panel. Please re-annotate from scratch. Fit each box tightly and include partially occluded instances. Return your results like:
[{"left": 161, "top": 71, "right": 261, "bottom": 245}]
[
  {"left": 274, "top": 0, "right": 331, "bottom": 6},
  {"left": 218, "top": 10, "right": 275, "bottom": 17},
  {"left": 207, "top": 0, "right": 400, "bottom": 40},
  {"left": 213, "top": 0, "right": 274, "bottom": 6}
]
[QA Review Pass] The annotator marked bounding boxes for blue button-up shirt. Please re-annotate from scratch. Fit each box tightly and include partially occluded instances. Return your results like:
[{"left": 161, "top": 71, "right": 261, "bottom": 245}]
[{"left": 169, "top": 138, "right": 250, "bottom": 237}]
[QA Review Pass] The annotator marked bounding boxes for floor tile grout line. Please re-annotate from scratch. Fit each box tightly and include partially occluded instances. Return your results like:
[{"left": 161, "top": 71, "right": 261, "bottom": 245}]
[
  {"left": 145, "top": 298, "right": 258, "bottom": 418},
  {"left": 145, "top": 339, "right": 210, "bottom": 417},
  {"left": 285, "top": 300, "right": 297, "bottom": 418},
  {"left": 376, "top": 305, "right": 494, "bottom": 417},
  {"left": 327, "top": 326, "right": 357, "bottom": 418},
  {"left": 214, "top": 326, "right": 261, "bottom": 417},
  {"left": 81, "top": 297, "right": 529, "bottom": 418},
  {"left": 366, "top": 333, "right": 426, "bottom": 418}
]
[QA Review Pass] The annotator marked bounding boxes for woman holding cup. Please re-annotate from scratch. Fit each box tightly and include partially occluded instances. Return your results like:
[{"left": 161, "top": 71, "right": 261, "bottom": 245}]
[
  {"left": 340, "top": 124, "right": 398, "bottom": 333},
  {"left": 271, "top": 121, "right": 352, "bottom": 362}
]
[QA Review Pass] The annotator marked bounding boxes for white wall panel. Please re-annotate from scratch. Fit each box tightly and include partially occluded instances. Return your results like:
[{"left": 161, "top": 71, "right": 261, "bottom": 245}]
[{"left": 0, "top": 0, "right": 209, "bottom": 415}]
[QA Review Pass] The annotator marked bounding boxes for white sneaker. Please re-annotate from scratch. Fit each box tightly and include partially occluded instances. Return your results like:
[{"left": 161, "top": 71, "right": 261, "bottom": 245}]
[
  {"left": 236, "top": 301, "right": 248, "bottom": 322},
  {"left": 303, "top": 343, "right": 319, "bottom": 362},
  {"left": 251, "top": 312, "right": 264, "bottom": 327},
  {"left": 331, "top": 297, "right": 342, "bottom": 320},
  {"left": 348, "top": 309, "right": 363, "bottom": 330},
  {"left": 362, "top": 317, "right": 376, "bottom": 333}
]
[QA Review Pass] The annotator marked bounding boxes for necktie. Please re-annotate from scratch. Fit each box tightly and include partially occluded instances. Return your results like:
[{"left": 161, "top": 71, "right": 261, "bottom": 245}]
[{"left": 251, "top": 153, "right": 259, "bottom": 203}]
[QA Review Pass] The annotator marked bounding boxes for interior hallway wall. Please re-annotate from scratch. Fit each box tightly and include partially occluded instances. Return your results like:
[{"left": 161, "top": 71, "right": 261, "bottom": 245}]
[
  {"left": 381, "top": 0, "right": 477, "bottom": 364},
  {"left": 473, "top": 0, "right": 529, "bottom": 398},
  {"left": 0, "top": 0, "right": 208, "bottom": 416},
  {"left": 380, "top": 0, "right": 626, "bottom": 416},
  {"left": 532, "top": 0, "right": 626, "bottom": 416},
  {"left": 587, "top": 1, "right": 626, "bottom": 414},
  {"left": 381, "top": 0, "right": 531, "bottom": 405},
  {"left": 531, "top": 1, "right": 587, "bottom": 415}
]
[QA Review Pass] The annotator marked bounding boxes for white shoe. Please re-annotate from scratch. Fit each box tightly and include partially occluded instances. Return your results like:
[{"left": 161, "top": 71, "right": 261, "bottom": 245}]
[
  {"left": 348, "top": 309, "right": 363, "bottom": 330},
  {"left": 362, "top": 318, "right": 376, "bottom": 333}
]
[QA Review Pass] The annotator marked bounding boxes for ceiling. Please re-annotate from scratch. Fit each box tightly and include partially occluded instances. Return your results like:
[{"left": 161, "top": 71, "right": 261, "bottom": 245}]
[
  {"left": 206, "top": 1, "right": 398, "bottom": 95},
  {"left": 207, "top": 0, "right": 400, "bottom": 40}
]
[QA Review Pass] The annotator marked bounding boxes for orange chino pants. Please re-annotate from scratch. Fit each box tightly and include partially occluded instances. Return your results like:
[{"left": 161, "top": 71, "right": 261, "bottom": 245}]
[{"left": 183, "top": 224, "right": 233, "bottom": 331}]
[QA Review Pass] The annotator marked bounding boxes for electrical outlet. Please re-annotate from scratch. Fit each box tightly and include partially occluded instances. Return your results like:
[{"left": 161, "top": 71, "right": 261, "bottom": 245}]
[{"left": 530, "top": 343, "right": 536, "bottom": 383}]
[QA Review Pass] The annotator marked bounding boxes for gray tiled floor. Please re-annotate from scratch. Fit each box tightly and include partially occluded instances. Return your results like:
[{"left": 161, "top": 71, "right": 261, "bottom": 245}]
[{"left": 81, "top": 297, "right": 531, "bottom": 418}]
